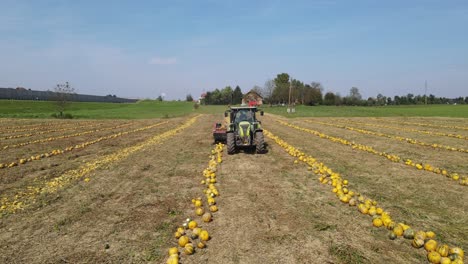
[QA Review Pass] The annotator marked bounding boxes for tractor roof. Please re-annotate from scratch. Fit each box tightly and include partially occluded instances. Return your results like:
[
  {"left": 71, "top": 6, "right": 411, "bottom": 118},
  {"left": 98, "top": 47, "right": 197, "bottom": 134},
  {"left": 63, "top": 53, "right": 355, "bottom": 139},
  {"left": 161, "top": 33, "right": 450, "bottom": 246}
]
[{"left": 228, "top": 106, "right": 259, "bottom": 111}]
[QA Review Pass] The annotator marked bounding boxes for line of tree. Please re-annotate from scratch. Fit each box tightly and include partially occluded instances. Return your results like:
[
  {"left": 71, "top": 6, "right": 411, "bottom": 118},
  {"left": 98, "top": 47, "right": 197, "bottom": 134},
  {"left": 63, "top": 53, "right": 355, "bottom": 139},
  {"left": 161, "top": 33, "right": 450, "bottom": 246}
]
[
  {"left": 202, "top": 86, "right": 243, "bottom": 105},
  {"left": 258, "top": 73, "right": 468, "bottom": 106}
]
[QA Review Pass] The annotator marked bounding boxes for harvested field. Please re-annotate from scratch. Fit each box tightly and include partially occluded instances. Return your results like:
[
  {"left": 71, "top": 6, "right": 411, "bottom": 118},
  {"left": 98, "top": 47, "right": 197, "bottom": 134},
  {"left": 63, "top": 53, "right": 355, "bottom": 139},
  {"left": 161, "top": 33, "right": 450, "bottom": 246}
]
[{"left": 0, "top": 114, "right": 466, "bottom": 263}]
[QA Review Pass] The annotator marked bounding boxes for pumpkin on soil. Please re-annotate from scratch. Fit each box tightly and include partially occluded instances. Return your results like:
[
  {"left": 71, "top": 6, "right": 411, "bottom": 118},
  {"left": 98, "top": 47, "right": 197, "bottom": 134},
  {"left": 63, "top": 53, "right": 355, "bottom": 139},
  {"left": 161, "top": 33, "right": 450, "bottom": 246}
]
[
  {"left": 372, "top": 218, "right": 383, "bottom": 227},
  {"left": 426, "top": 231, "right": 436, "bottom": 239},
  {"left": 440, "top": 257, "right": 451, "bottom": 264},
  {"left": 427, "top": 251, "right": 441, "bottom": 263},
  {"left": 437, "top": 244, "right": 449, "bottom": 257},
  {"left": 449, "top": 247, "right": 464, "bottom": 259},
  {"left": 403, "top": 228, "right": 415, "bottom": 239},
  {"left": 197, "top": 241, "right": 206, "bottom": 249},
  {"left": 412, "top": 238, "right": 425, "bottom": 248},
  {"left": 195, "top": 207, "right": 205, "bottom": 216},
  {"left": 168, "top": 247, "right": 178, "bottom": 255},
  {"left": 188, "top": 220, "right": 198, "bottom": 229},
  {"left": 199, "top": 230, "right": 210, "bottom": 241},
  {"left": 209, "top": 205, "right": 218, "bottom": 212},
  {"left": 393, "top": 226, "right": 404, "bottom": 237},
  {"left": 184, "top": 243, "right": 194, "bottom": 255},
  {"left": 202, "top": 212, "right": 212, "bottom": 223},
  {"left": 178, "top": 236, "right": 189, "bottom": 247},
  {"left": 425, "top": 240, "right": 438, "bottom": 252}
]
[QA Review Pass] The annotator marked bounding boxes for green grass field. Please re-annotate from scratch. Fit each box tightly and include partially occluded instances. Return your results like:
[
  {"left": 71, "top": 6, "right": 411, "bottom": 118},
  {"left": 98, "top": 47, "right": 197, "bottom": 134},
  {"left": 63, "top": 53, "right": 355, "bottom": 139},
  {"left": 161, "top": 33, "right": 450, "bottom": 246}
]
[
  {"left": 0, "top": 100, "right": 225, "bottom": 119},
  {"left": 0, "top": 100, "right": 467, "bottom": 119},
  {"left": 263, "top": 104, "right": 468, "bottom": 118}
]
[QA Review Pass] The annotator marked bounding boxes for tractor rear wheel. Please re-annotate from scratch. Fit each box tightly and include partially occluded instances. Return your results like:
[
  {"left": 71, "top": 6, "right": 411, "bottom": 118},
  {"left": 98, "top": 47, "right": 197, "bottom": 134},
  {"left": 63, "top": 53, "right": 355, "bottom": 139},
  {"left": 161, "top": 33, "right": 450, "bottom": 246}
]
[
  {"left": 227, "top": 132, "right": 235, "bottom": 155},
  {"left": 255, "top": 131, "right": 265, "bottom": 154}
]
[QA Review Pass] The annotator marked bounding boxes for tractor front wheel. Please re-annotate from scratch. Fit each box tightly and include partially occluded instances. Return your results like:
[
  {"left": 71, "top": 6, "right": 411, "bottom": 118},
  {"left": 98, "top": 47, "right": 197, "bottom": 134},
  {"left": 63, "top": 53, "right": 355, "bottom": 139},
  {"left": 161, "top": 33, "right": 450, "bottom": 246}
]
[
  {"left": 255, "top": 131, "right": 265, "bottom": 154},
  {"left": 227, "top": 132, "right": 236, "bottom": 155}
]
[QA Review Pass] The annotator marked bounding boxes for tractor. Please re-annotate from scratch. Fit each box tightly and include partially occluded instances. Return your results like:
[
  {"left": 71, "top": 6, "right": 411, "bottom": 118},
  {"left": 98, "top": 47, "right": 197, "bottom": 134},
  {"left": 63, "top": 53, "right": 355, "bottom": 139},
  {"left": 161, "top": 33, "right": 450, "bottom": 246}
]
[{"left": 223, "top": 106, "right": 265, "bottom": 154}]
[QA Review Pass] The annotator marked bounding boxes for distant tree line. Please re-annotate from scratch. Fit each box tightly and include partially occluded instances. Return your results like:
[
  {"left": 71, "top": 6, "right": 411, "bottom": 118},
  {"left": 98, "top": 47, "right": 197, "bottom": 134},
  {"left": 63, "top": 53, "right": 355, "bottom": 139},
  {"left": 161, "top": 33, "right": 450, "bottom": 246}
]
[
  {"left": 257, "top": 73, "right": 468, "bottom": 106},
  {"left": 202, "top": 86, "right": 243, "bottom": 105},
  {"left": 0, "top": 87, "right": 137, "bottom": 103}
]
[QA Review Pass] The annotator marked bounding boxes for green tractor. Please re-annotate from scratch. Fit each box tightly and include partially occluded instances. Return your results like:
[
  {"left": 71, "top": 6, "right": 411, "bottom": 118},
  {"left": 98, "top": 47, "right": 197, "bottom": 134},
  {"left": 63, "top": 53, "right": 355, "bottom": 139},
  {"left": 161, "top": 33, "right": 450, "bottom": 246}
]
[{"left": 224, "top": 106, "right": 265, "bottom": 154}]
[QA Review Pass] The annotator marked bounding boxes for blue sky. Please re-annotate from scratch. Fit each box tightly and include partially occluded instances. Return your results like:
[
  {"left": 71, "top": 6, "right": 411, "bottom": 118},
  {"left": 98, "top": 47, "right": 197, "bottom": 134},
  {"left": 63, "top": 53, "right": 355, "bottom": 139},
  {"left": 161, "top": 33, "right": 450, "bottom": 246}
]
[{"left": 1, "top": 0, "right": 467, "bottom": 100}]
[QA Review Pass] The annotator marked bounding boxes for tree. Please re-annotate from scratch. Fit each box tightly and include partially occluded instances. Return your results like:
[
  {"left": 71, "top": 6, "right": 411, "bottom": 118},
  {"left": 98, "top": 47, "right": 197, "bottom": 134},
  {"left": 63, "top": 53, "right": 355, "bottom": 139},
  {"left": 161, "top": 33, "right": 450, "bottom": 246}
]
[
  {"left": 251, "top": 85, "right": 263, "bottom": 96},
  {"left": 324, "top": 92, "right": 336, "bottom": 105},
  {"left": 53, "top": 81, "right": 75, "bottom": 117},
  {"left": 232, "top": 86, "right": 243, "bottom": 105},
  {"left": 272, "top": 73, "right": 290, "bottom": 104},
  {"left": 302, "top": 82, "right": 323, "bottom": 105},
  {"left": 348, "top": 87, "right": 362, "bottom": 105},
  {"left": 157, "top": 95, "right": 163, "bottom": 101},
  {"left": 186, "top": 94, "right": 193, "bottom": 102},
  {"left": 263, "top": 79, "right": 275, "bottom": 104}
]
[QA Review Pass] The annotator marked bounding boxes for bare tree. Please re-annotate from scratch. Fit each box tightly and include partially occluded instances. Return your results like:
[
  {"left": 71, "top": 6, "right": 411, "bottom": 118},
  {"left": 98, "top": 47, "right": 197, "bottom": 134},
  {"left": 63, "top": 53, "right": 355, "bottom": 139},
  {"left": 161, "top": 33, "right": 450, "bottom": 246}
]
[
  {"left": 263, "top": 79, "right": 275, "bottom": 105},
  {"left": 53, "top": 81, "right": 75, "bottom": 117}
]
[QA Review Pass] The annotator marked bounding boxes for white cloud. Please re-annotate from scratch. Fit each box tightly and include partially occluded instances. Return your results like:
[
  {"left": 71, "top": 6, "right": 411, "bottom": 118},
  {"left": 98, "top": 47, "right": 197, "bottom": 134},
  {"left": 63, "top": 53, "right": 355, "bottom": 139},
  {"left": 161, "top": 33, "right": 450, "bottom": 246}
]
[{"left": 148, "top": 57, "right": 178, "bottom": 65}]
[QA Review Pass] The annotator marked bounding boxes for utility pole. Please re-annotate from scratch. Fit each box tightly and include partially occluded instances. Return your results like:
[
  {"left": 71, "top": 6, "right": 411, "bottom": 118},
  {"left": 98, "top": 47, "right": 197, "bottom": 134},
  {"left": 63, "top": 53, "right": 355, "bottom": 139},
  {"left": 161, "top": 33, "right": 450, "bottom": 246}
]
[
  {"left": 425, "top": 80, "right": 428, "bottom": 105},
  {"left": 288, "top": 78, "right": 292, "bottom": 113}
]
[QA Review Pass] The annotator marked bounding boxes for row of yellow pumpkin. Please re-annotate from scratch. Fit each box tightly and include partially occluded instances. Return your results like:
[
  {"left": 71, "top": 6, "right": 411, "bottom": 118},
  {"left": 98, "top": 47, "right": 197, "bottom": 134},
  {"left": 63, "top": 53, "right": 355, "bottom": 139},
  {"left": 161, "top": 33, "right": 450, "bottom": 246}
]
[
  {"left": 277, "top": 120, "right": 468, "bottom": 186},
  {"left": 306, "top": 120, "right": 468, "bottom": 153},
  {"left": 330, "top": 118, "right": 468, "bottom": 141},
  {"left": 0, "top": 120, "right": 96, "bottom": 134},
  {"left": 0, "top": 121, "right": 102, "bottom": 140},
  {"left": 167, "top": 143, "right": 224, "bottom": 264},
  {"left": 1, "top": 122, "right": 132, "bottom": 151},
  {"left": 0, "top": 116, "right": 200, "bottom": 216},
  {"left": 264, "top": 129, "right": 465, "bottom": 264},
  {"left": 0, "top": 121, "right": 169, "bottom": 170},
  {"left": 370, "top": 118, "right": 468, "bottom": 131}
]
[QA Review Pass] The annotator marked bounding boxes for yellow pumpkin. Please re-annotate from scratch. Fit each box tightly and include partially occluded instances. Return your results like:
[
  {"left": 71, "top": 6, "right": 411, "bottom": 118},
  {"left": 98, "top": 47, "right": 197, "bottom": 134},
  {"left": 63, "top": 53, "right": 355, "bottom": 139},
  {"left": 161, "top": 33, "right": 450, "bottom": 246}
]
[
  {"left": 372, "top": 218, "right": 383, "bottom": 228},
  {"left": 437, "top": 244, "right": 449, "bottom": 257},
  {"left": 439, "top": 257, "right": 451, "bottom": 264},
  {"left": 412, "top": 238, "right": 425, "bottom": 248},
  {"left": 166, "top": 255, "right": 179, "bottom": 264},
  {"left": 168, "top": 247, "right": 178, "bottom": 255},
  {"left": 449, "top": 247, "right": 464, "bottom": 259},
  {"left": 207, "top": 197, "right": 216, "bottom": 205},
  {"left": 426, "top": 231, "right": 436, "bottom": 239},
  {"left": 209, "top": 205, "right": 218, "bottom": 212},
  {"left": 393, "top": 226, "right": 404, "bottom": 237},
  {"left": 387, "top": 222, "right": 396, "bottom": 231},
  {"left": 414, "top": 231, "right": 426, "bottom": 240},
  {"left": 193, "top": 227, "right": 202, "bottom": 236},
  {"left": 188, "top": 220, "right": 198, "bottom": 230},
  {"left": 194, "top": 200, "right": 202, "bottom": 207},
  {"left": 195, "top": 207, "right": 205, "bottom": 216},
  {"left": 202, "top": 212, "right": 212, "bottom": 223},
  {"left": 184, "top": 243, "right": 194, "bottom": 255},
  {"left": 427, "top": 251, "right": 441, "bottom": 263},
  {"left": 199, "top": 230, "right": 210, "bottom": 241},
  {"left": 197, "top": 241, "right": 206, "bottom": 249},
  {"left": 174, "top": 231, "right": 182, "bottom": 239},
  {"left": 425, "top": 240, "right": 438, "bottom": 252},
  {"left": 178, "top": 236, "right": 189, "bottom": 247},
  {"left": 177, "top": 227, "right": 185, "bottom": 234}
]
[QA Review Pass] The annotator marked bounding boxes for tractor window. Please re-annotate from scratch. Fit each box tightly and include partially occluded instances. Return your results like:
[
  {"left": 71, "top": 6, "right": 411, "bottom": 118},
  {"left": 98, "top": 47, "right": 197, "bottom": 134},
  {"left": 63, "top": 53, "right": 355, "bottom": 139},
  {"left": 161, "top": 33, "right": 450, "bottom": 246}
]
[{"left": 235, "top": 110, "right": 253, "bottom": 122}]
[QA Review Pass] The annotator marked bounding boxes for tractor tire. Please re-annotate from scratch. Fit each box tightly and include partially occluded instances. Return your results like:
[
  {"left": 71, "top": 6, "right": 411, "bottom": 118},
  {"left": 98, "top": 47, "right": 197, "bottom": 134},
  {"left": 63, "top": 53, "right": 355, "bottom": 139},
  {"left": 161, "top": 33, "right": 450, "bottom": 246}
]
[
  {"left": 227, "top": 132, "right": 236, "bottom": 155},
  {"left": 255, "top": 131, "right": 265, "bottom": 154}
]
